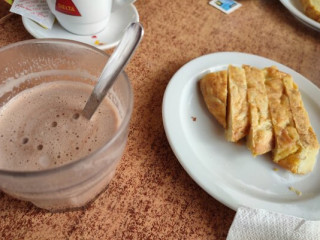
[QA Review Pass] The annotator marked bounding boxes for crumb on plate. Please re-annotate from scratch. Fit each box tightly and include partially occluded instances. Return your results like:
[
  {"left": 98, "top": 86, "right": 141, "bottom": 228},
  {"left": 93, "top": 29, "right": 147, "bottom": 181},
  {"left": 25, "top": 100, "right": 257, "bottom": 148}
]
[{"left": 289, "top": 186, "right": 302, "bottom": 196}]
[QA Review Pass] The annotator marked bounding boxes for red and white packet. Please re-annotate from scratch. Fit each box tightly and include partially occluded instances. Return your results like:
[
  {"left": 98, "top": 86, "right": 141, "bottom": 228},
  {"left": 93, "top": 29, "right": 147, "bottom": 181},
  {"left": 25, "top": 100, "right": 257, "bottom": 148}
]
[{"left": 10, "top": 0, "right": 55, "bottom": 29}]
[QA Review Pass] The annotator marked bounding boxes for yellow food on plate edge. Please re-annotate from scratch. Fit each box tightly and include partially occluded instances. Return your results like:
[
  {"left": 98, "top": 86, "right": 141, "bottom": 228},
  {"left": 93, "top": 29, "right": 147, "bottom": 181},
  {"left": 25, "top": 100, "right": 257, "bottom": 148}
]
[{"left": 300, "top": 0, "right": 320, "bottom": 23}]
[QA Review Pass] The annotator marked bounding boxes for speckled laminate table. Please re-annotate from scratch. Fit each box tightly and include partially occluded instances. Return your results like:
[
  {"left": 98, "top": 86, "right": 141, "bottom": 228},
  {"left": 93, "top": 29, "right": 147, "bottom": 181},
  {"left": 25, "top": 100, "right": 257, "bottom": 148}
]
[{"left": 0, "top": 0, "right": 320, "bottom": 239}]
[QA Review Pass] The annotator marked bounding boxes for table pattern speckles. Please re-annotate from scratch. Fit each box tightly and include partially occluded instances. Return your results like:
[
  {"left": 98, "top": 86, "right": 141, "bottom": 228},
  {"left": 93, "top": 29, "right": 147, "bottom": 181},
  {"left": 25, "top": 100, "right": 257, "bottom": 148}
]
[{"left": 0, "top": 0, "right": 319, "bottom": 239}]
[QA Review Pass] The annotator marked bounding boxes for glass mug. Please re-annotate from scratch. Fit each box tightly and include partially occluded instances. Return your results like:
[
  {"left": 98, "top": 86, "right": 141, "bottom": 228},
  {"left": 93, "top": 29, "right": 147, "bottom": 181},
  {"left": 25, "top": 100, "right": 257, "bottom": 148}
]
[{"left": 0, "top": 39, "right": 133, "bottom": 211}]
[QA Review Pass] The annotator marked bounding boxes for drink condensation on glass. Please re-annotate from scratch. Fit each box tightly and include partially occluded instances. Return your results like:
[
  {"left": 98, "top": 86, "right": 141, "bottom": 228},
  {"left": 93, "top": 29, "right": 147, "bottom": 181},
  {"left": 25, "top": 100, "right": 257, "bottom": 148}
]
[{"left": 0, "top": 39, "right": 133, "bottom": 211}]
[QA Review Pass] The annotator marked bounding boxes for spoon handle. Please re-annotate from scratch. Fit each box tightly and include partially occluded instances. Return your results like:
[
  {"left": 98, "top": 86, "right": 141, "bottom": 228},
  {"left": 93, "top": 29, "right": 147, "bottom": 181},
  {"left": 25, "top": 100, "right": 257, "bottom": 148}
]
[{"left": 82, "top": 22, "right": 144, "bottom": 119}]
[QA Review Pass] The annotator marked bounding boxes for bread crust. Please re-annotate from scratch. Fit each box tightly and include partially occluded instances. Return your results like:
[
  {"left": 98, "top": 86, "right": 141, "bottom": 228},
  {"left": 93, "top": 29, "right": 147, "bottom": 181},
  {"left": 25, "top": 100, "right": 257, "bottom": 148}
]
[
  {"left": 265, "top": 67, "right": 300, "bottom": 163},
  {"left": 244, "top": 65, "right": 273, "bottom": 156},
  {"left": 226, "top": 65, "right": 249, "bottom": 142},
  {"left": 200, "top": 71, "right": 228, "bottom": 128},
  {"left": 265, "top": 66, "right": 319, "bottom": 174},
  {"left": 281, "top": 74, "right": 319, "bottom": 174}
]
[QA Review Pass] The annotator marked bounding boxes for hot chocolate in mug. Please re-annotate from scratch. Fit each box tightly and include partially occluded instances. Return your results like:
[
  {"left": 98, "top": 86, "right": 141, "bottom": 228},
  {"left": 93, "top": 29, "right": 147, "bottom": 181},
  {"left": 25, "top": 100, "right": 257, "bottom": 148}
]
[{"left": 46, "top": 0, "right": 135, "bottom": 35}]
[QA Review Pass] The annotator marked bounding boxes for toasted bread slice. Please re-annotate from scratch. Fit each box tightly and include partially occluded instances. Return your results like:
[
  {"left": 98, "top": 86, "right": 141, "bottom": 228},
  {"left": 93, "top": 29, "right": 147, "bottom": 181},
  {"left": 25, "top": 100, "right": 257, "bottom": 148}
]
[
  {"left": 300, "top": 0, "right": 320, "bottom": 23},
  {"left": 200, "top": 71, "right": 228, "bottom": 128},
  {"left": 265, "top": 66, "right": 319, "bottom": 174},
  {"left": 264, "top": 67, "right": 300, "bottom": 164},
  {"left": 243, "top": 65, "right": 273, "bottom": 156},
  {"left": 281, "top": 74, "right": 319, "bottom": 174},
  {"left": 226, "top": 65, "right": 249, "bottom": 142}
]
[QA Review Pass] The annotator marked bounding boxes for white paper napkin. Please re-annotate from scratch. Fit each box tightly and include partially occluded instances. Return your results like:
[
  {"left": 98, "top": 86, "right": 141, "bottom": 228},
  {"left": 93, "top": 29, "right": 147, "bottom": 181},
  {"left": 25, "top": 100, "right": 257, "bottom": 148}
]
[{"left": 227, "top": 207, "right": 320, "bottom": 240}]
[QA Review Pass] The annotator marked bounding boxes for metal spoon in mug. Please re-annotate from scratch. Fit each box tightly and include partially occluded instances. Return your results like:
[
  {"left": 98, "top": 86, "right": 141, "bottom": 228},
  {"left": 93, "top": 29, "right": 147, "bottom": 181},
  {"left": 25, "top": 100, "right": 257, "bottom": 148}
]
[{"left": 82, "top": 22, "right": 144, "bottom": 119}]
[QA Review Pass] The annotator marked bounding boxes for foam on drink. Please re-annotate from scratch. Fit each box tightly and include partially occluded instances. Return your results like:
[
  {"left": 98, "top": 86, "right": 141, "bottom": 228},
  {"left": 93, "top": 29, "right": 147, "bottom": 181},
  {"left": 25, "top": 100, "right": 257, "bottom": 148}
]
[{"left": 0, "top": 81, "right": 120, "bottom": 171}]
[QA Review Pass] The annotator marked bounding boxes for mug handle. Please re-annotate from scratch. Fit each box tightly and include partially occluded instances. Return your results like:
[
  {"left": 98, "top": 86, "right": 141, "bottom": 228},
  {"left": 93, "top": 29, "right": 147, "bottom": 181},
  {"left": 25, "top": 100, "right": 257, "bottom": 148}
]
[{"left": 112, "top": 0, "right": 135, "bottom": 12}]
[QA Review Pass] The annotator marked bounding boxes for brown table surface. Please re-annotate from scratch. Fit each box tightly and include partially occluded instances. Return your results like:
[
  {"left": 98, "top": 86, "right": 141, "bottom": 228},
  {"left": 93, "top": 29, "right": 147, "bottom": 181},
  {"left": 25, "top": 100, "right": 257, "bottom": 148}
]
[{"left": 0, "top": 0, "right": 320, "bottom": 239}]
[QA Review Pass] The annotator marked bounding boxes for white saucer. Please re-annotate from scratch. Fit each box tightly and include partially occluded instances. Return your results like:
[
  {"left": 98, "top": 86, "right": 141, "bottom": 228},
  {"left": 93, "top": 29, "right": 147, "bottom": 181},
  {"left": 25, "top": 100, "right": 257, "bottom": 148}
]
[{"left": 22, "top": 4, "right": 139, "bottom": 50}]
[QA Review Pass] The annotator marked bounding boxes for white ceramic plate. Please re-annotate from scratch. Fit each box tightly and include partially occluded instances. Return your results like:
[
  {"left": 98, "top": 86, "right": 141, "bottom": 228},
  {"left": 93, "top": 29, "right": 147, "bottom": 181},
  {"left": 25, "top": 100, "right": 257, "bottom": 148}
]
[
  {"left": 22, "top": 4, "right": 139, "bottom": 50},
  {"left": 162, "top": 52, "right": 320, "bottom": 220},
  {"left": 279, "top": 0, "right": 320, "bottom": 31}
]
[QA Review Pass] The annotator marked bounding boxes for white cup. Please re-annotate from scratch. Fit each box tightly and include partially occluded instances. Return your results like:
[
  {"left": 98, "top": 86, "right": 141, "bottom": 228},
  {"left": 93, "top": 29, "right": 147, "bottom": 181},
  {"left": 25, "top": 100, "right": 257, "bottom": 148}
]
[{"left": 46, "top": 0, "right": 134, "bottom": 35}]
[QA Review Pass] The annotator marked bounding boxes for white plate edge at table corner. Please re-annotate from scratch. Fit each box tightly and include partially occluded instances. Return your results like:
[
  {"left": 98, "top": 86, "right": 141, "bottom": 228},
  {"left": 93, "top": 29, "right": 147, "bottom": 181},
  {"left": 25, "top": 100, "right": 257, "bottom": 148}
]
[
  {"left": 162, "top": 51, "right": 320, "bottom": 220},
  {"left": 279, "top": 0, "right": 320, "bottom": 31}
]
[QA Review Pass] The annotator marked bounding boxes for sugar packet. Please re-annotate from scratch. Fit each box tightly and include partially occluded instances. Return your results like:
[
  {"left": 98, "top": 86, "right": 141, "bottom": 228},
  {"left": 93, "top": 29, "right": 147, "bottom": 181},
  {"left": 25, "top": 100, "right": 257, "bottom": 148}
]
[
  {"left": 10, "top": 0, "right": 55, "bottom": 29},
  {"left": 209, "top": 0, "right": 242, "bottom": 14}
]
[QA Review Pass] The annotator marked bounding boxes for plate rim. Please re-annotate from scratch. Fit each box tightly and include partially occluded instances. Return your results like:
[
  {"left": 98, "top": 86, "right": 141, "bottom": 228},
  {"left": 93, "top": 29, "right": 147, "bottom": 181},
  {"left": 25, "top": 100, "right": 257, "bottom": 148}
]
[
  {"left": 162, "top": 51, "right": 320, "bottom": 220},
  {"left": 279, "top": 0, "right": 320, "bottom": 31}
]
